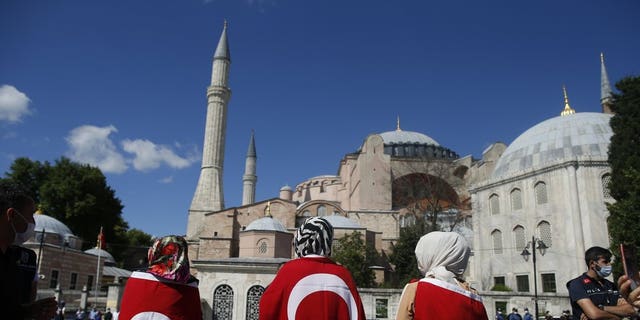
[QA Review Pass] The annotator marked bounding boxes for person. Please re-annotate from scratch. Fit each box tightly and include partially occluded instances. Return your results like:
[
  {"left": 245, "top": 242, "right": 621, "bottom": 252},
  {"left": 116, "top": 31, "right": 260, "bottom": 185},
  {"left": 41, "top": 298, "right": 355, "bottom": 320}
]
[
  {"left": 523, "top": 307, "right": 533, "bottom": 320},
  {"left": 496, "top": 309, "right": 505, "bottom": 320},
  {"left": 259, "top": 217, "right": 366, "bottom": 319},
  {"left": 55, "top": 301, "right": 66, "bottom": 320},
  {"left": 617, "top": 273, "right": 640, "bottom": 309},
  {"left": 567, "top": 246, "right": 635, "bottom": 319},
  {"left": 119, "top": 235, "right": 203, "bottom": 320},
  {"left": 76, "top": 308, "right": 86, "bottom": 320},
  {"left": 508, "top": 307, "right": 522, "bottom": 320},
  {"left": 0, "top": 181, "right": 57, "bottom": 319},
  {"left": 104, "top": 307, "right": 113, "bottom": 320},
  {"left": 112, "top": 308, "right": 119, "bottom": 320},
  {"left": 396, "top": 231, "right": 488, "bottom": 320},
  {"left": 89, "top": 307, "right": 97, "bottom": 320}
]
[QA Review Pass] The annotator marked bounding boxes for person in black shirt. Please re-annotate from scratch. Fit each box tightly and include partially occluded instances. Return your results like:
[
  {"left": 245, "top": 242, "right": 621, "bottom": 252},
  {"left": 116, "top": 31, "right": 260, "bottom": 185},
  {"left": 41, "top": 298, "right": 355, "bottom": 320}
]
[
  {"left": 567, "top": 246, "right": 635, "bottom": 319},
  {"left": 0, "top": 182, "right": 57, "bottom": 319}
]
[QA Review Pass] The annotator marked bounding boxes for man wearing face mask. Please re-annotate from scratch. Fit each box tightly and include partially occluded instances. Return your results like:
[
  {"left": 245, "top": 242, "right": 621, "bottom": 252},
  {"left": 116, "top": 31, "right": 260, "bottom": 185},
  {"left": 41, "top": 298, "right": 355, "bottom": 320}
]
[
  {"left": 567, "top": 246, "right": 635, "bottom": 320},
  {"left": 1, "top": 181, "right": 57, "bottom": 319}
]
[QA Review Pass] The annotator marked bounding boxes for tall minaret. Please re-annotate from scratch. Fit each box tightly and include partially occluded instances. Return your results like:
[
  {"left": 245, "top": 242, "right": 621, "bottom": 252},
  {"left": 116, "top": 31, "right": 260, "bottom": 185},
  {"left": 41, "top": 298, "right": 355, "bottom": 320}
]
[
  {"left": 188, "top": 21, "right": 231, "bottom": 238},
  {"left": 600, "top": 53, "right": 614, "bottom": 114},
  {"left": 242, "top": 131, "right": 257, "bottom": 206}
]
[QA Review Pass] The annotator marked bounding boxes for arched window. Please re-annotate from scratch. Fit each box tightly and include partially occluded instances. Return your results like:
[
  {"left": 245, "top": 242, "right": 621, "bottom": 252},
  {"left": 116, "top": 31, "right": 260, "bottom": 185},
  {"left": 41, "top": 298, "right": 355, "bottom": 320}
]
[
  {"left": 535, "top": 182, "right": 548, "bottom": 204},
  {"left": 513, "top": 225, "right": 526, "bottom": 252},
  {"left": 491, "top": 229, "right": 503, "bottom": 254},
  {"left": 511, "top": 188, "right": 522, "bottom": 211},
  {"left": 257, "top": 239, "right": 268, "bottom": 255},
  {"left": 213, "top": 284, "right": 234, "bottom": 320},
  {"left": 538, "top": 221, "right": 552, "bottom": 248},
  {"left": 602, "top": 173, "right": 612, "bottom": 199},
  {"left": 245, "top": 285, "right": 265, "bottom": 320},
  {"left": 317, "top": 205, "right": 326, "bottom": 216},
  {"left": 490, "top": 194, "right": 500, "bottom": 215}
]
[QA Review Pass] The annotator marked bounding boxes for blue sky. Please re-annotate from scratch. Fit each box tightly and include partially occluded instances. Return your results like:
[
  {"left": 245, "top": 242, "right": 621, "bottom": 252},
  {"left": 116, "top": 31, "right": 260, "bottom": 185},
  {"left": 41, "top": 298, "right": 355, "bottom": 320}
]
[{"left": 1, "top": 0, "right": 639, "bottom": 239}]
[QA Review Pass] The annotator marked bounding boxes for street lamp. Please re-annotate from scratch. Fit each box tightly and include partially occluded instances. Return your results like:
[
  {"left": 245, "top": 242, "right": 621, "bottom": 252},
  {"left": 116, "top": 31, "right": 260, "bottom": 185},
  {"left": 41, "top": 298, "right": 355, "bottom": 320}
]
[{"left": 521, "top": 236, "right": 548, "bottom": 319}]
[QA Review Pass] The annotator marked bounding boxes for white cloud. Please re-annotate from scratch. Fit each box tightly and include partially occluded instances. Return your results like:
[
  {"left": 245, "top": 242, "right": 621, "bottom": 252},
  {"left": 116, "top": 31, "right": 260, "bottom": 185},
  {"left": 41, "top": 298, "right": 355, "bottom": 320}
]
[
  {"left": 121, "top": 139, "right": 194, "bottom": 171},
  {"left": 66, "top": 125, "right": 128, "bottom": 174},
  {"left": 0, "top": 85, "right": 32, "bottom": 123},
  {"left": 159, "top": 176, "right": 174, "bottom": 184}
]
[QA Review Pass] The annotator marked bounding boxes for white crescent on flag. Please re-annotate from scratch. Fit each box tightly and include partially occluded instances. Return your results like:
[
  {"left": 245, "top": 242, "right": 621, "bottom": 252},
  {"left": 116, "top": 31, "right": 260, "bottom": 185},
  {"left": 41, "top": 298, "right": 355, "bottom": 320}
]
[
  {"left": 287, "top": 273, "right": 359, "bottom": 320},
  {"left": 131, "top": 312, "right": 171, "bottom": 320}
]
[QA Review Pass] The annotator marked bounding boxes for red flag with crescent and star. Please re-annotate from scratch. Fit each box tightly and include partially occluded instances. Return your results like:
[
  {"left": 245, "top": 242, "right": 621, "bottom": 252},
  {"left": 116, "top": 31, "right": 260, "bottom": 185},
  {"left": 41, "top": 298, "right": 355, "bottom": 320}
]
[
  {"left": 259, "top": 256, "right": 366, "bottom": 320},
  {"left": 413, "top": 278, "right": 489, "bottom": 320},
  {"left": 97, "top": 227, "right": 106, "bottom": 249}
]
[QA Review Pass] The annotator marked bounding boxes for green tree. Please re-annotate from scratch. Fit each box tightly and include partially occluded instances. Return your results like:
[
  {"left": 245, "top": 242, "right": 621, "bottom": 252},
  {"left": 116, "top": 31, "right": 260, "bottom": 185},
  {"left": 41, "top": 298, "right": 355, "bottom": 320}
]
[
  {"left": 332, "top": 231, "right": 378, "bottom": 288},
  {"left": 607, "top": 76, "right": 640, "bottom": 274},
  {"left": 388, "top": 219, "right": 424, "bottom": 287},
  {"left": 2, "top": 157, "right": 153, "bottom": 265}
]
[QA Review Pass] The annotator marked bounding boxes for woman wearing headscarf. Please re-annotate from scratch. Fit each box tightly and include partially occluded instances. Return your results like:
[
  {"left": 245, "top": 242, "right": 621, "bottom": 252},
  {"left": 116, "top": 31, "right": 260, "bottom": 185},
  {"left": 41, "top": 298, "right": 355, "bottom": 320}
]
[
  {"left": 396, "top": 231, "right": 488, "bottom": 320},
  {"left": 119, "top": 235, "right": 202, "bottom": 320},
  {"left": 259, "top": 217, "right": 366, "bottom": 320}
]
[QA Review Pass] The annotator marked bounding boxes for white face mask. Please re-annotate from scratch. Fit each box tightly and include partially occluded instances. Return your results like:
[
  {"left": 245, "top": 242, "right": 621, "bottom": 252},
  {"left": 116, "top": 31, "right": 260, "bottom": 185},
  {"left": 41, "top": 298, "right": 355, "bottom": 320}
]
[{"left": 11, "top": 210, "right": 36, "bottom": 245}]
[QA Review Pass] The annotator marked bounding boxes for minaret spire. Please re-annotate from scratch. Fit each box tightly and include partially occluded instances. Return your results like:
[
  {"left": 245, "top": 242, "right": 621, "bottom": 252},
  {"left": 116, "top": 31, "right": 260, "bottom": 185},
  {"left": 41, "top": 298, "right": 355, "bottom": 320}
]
[
  {"left": 188, "top": 21, "right": 232, "bottom": 239},
  {"left": 396, "top": 116, "right": 401, "bottom": 131},
  {"left": 560, "top": 85, "right": 576, "bottom": 116},
  {"left": 242, "top": 130, "right": 257, "bottom": 206},
  {"left": 600, "top": 53, "right": 613, "bottom": 114}
]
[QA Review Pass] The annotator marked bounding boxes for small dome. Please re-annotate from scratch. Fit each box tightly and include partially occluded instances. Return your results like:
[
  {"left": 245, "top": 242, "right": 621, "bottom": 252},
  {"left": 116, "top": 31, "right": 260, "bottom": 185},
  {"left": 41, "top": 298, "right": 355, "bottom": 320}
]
[
  {"left": 84, "top": 247, "right": 116, "bottom": 263},
  {"left": 245, "top": 217, "right": 288, "bottom": 232},
  {"left": 323, "top": 215, "right": 362, "bottom": 229},
  {"left": 280, "top": 185, "right": 292, "bottom": 191},
  {"left": 379, "top": 130, "right": 440, "bottom": 146},
  {"left": 34, "top": 214, "right": 73, "bottom": 237},
  {"left": 493, "top": 112, "right": 612, "bottom": 178}
]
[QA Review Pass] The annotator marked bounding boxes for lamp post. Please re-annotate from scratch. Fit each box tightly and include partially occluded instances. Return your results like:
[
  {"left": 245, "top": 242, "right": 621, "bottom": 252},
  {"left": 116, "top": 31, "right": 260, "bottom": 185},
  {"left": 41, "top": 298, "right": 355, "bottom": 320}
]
[{"left": 521, "top": 236, "right": 548, "bottom": 319}]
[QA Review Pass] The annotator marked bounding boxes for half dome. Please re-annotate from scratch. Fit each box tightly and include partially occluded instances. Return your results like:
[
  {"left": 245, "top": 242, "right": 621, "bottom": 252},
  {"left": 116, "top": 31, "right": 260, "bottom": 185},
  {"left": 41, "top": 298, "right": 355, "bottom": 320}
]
[{"left": 493, "top": 112, "right": 613, "bottom": 178}]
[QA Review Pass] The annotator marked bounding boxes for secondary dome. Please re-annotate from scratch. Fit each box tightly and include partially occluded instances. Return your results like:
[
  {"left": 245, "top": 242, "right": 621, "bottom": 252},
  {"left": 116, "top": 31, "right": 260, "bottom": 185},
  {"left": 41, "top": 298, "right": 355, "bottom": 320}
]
[
  {"left": 34, "top": 213, "right": 73, "bottom": 237},
  {"left": 245, "top": 216, "right": 288, "bottom": 232},
  {"left": 493, "top": 112, "right": 613, "bottom": 178},
  {"left": 84, "top": 247, "right": 116, "bottom": 263}
]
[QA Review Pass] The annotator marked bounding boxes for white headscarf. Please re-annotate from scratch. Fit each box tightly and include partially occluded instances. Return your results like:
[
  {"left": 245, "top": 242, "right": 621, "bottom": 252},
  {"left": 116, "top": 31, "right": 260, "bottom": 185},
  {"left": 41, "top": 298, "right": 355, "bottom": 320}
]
[{"left": 415, "top": 231, "right": 470, "bottom": 284}]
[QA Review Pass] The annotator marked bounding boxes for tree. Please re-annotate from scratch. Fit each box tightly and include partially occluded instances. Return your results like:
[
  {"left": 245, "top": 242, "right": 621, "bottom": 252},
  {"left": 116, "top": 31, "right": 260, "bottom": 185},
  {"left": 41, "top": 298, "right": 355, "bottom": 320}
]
[
  {"left": 332, "top": 231, "right": 378, "bottom": 288},
  {"left": 1, "top": 157, "right": 152, "bottom": 265},
  {"left": 388, "top": 219, "right": 424, "bottom": 287},
  {"left": 607, "top": 76, "right": 640, "bottom": 274}
]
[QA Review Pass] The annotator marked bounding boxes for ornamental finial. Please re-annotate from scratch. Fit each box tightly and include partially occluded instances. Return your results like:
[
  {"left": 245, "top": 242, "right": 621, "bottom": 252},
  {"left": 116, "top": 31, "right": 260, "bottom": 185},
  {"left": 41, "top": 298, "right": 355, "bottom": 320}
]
[{"left": 560, "top": 85, "right": 576, "bottom": 116}]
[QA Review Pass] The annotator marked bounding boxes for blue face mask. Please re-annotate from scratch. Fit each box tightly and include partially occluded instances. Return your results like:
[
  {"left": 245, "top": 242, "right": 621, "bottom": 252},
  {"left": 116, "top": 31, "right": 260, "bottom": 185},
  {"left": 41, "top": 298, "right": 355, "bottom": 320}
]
[{"left": 596, "top": 264, "right": 612, "bottom": 278}]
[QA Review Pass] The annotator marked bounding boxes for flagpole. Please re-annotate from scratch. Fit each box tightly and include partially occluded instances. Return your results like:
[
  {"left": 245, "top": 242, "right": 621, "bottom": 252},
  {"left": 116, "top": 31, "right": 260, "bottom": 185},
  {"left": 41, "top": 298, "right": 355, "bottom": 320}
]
[{"left": 94, "top": 227, "right": 102, "bottom": 308}]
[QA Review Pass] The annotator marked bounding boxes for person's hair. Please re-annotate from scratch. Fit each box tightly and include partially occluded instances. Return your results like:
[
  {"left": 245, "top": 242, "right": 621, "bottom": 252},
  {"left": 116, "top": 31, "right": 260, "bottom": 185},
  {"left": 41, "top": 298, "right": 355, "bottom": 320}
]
[
  {"left": 0, "top": 181, "right": 32, "bottom": 213},
  {"left": 584, "top": 246, "right": 612, "bottom": 266}
]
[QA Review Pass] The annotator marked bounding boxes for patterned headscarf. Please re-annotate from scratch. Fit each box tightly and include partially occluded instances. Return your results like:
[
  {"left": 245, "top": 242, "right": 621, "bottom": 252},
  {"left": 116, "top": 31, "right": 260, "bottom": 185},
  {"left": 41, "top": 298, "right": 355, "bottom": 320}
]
[
  {"left": 415, "top": 231, "right": 470, "bottom": 285},
  {"left": 147, "top": 235, "right": 191, "bottom": 283},
  {"left": 293, "top": 217, "right": 334, "bottom": 258}
]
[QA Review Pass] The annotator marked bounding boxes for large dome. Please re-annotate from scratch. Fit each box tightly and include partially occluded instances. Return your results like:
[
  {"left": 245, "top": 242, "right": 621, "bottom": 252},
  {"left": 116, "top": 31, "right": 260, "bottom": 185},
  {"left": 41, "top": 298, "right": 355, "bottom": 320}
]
[
  {"left": 379, "top": 130, "right": 440, "bottom": 146},
  {"left": 493, "top": 112, "right": 613, "bottom": 178},
  {"left": 245, "top": 216, "right": 288, "bottom": 232},
  {"left": 34, "top": 213, "right": 73, "bottom": 237}
]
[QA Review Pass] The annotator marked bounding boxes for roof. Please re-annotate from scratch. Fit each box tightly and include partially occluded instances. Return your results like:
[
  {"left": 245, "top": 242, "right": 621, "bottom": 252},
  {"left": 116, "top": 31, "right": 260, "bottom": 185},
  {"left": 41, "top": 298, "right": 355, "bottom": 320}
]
[
  {"left": 103, "top": 265, "right": 132, "bottom": 278},
  {"left": 245, "top": 216, "right": 288, "bottom": 232},
  {"left": 323, "top": 215, "right": 362, "bottom": 229},
  {"left": 493, "top": 112, "right": 613, "bottom": 178}
]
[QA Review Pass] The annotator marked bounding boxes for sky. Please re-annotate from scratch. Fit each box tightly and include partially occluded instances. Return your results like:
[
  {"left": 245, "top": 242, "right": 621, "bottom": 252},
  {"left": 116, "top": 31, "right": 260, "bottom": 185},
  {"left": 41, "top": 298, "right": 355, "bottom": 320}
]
[{"left": 1, "top": 0, "right": 639, "bottom": 239}]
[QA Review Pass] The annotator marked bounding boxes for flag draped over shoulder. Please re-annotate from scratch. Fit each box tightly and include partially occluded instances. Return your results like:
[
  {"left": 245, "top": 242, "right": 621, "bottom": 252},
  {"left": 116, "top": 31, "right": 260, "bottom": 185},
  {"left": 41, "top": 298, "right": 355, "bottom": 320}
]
[
  {"left": 118, "top": 271, "right": 202, "bottom": 320},
  {"left": 413, "top": 278, "right": 488, "bottom": 320},
  {"left": 259, "top": 256, "right": 366, "bottom": 320}
]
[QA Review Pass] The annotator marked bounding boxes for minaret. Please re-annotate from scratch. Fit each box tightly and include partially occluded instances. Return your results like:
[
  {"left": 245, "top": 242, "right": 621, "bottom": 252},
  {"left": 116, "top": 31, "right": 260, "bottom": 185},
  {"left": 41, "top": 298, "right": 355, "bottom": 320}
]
[
  {"left": 188, "top": 21, "right": 231, "bottom": 238},
  {"left": 560, "top": 85, "right": 576, "bottom": 116},
  {"left": 600, "top": 53, "right": 614, "bottom": 114},
  {"left": 242, "top": 131, "right": 257, "bottom": 206}
]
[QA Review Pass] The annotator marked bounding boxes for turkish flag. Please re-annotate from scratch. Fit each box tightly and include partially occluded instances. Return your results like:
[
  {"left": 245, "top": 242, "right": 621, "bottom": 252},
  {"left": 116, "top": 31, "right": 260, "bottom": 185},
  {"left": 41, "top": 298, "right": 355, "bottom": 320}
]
[
  {"left": 413, "top": 278, "right": 488, "bottom": 320},
  {"left": 119, "top": 271, "right": 202, "bottom": 320},
  {"left": 259, "top": 256, "right": 366, "bottom": 320}
]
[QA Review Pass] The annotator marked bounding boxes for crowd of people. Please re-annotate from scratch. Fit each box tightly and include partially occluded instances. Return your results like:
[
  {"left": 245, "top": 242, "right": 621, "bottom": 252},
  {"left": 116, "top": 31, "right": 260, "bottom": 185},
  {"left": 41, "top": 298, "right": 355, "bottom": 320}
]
[{"left": 4, "top": 180, "right": 640, "bottom": 319}]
